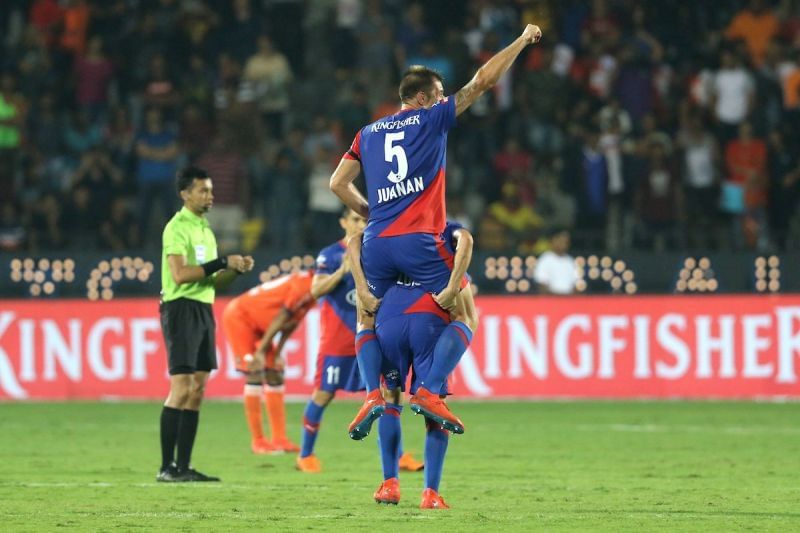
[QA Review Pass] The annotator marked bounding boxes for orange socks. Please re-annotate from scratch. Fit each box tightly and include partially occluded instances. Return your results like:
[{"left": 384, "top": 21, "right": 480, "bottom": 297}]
[
  {"left": 264, "top": 385, "right": 287, "bottom": 442},
  {"left": 243, "top": 384, "right": 264, "bottom": 441}
]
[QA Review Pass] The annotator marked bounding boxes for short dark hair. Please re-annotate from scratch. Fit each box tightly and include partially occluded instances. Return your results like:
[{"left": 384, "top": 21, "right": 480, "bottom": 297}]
[
  {"left": 176, "top": 166, "right": 209, "bottom": 193},
  {"left": 398, "top": 65, "right": 443, "bottom": 101}
]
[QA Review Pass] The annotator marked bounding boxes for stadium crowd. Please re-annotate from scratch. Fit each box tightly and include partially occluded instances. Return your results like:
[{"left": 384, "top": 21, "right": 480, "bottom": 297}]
[{"left": 1, "top": 0, "right": 800, "bottom": 255}]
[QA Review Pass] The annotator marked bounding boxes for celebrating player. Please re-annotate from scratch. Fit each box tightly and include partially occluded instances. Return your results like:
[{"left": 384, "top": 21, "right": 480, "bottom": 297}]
[
  {"left": 349, "top": 223, "right": 477, "bottom": 507},
  {"left": 330, "top": 24, "right": 542, "bottom": 436},
  {"left": 297, "top": 208, "right": 424, "bottom": 473},
  {"left": 222, "top": 270, "right": 319, "bottom": 454}
]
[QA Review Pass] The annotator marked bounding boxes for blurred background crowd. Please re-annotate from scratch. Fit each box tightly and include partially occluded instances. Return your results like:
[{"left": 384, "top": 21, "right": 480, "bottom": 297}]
[{"left": 1, "top": 0, "right": 800, "bottom": 257}]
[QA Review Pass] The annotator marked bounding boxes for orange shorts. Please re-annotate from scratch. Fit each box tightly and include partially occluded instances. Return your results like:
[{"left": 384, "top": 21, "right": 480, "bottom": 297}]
[{"left": 222, "top": 301, "right": 277, "bottom": 372}]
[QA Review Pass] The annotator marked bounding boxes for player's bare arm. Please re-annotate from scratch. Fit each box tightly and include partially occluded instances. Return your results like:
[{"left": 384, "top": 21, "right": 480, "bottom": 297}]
[
  {"left": 346, "top": 231, "right": 381, "bottom": 315},
  {"left": 252, "top": 308, "right": 292, "bottom": 371},
  {"left": 434, "top": 229, "right": 474, "bottom": 311},
  {"left": 330, "top": 158, "right": 369, "bottom": 219},
  {"left": 454, "top": 24, "right": 542, "bottom": 116},
  {"left": 311, "top": 257, "right": 350, "bottom": 299}
]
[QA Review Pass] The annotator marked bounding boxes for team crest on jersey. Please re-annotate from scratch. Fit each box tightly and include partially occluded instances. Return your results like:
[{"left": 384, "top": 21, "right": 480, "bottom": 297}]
[
  {"left": 346, "top": 289, "right": 357, "bottom": 306},
  {"left": 315, "top": 254, "right": 326, "bottom": 268}
]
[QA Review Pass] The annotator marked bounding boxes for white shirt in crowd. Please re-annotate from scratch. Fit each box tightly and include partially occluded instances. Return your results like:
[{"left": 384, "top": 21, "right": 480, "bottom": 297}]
[
  {"left": 534, "top": 251, "right": 577, "bottom": 295},
  {"left": 712, "top": 67, "right": 754, "bottom": 125}
]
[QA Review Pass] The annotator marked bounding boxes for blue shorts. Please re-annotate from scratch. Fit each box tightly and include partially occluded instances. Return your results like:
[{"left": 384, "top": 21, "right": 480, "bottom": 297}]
[
  {"left": 376, "top": 312, "right": 449, "bottom": 395},
  {"left": 361, "top": 233, "right": 454, "bottom": 298},
  {"left": 314, "top": 355, "right": 364, "bottom": 393}
]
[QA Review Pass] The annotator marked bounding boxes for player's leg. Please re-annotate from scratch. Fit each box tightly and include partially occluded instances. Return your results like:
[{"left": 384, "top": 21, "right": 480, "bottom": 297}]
[
  {"left": 421, "top": 287, "right": 475, "bottom": 397},
  {"left": 264, "top": 366, "right": 299, "bottom": 452},
  {"left": 420, "top": 418, "right": 450, "bottom": 510},
  {"left": 348, "top": 305, "right": 386, "bottom": 440},
  {"left": 223, "top": 307, "right": 275, "bottom": 454},
  {"left": 297, "top": 386, "right": 333, "bottom": 473}
]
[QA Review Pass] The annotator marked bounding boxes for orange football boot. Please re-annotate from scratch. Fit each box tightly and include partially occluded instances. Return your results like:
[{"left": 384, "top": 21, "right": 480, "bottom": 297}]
[
  {"left": 373, "top": 477, "right": 400, "bottom": 505},
  {"left": 295, "top": 454, "right": 322, "bottom": 473},
  {"left": 271, "top": 437, "right": 300, "bottom": 453},
  {"left": 419, "top": 488, "right": 450, "bottom": 509},
  {"left": 409, "top": 387, "right": 464, "bottom": 434},
  {"left": 398, "top": 452, "right": 424, "bottom": 472},
  {"left": 348, "top": 389, "right": 386, "bottom": 440},
  {"left": 251, "top": 438, "right": 278, "bottom": 454}
]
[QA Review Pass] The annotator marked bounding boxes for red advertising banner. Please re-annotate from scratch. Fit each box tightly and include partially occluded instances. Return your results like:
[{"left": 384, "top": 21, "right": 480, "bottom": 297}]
[{"left": 1, "top": 296, "right": 800, "bottom": 400}]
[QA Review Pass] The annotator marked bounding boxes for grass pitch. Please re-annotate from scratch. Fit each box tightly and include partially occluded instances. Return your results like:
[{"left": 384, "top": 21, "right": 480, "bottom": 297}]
[{"left": 1, "top": 400, "right": 798, "bottom": 531}]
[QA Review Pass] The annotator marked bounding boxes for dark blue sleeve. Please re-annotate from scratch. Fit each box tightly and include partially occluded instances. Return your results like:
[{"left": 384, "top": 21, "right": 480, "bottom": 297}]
[
  {"left": 315, "top": 246, "right": 341, "bottom": 275},
  {"left": 428, "top": 97, "right": 456, "bottom": 134}
]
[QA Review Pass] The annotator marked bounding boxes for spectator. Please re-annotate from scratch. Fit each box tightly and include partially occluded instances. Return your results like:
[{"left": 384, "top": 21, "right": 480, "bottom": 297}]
[
  {"left": 634, "top": 142, "right": 683, "bottom": 251},
  {"left": 243, "top": 35, "right": 292, "bottom": 139},
  {"left": 767, "top": 127, "right": 799, "bottom": 249},
  {"left": 712, "top": 49, "right": 755, "bottom": 147},
  {"left": 135, "top": 107, "right": 181, "bottom": 245},
  {"left": 0, "top": 71, "right": 26, "bottom": 202},
  {"left": 62, "top": 184, "right": 98, "bottom": 250},
  {"left": 534, "top": 228, "right": 577, "bottom": 295},
  {"left": 99, "top": 196, "right": 140, "bottom": 251},
  {"left": 70, "top": 147, "right": 124, "bottom": 217},
  {"left": 677, "top": 116, "right": 720, "bottom": 249},
  {"left": 0, "top": 200, "right": 27, "bottom": 251},
  {"left": 74, "top": 36, "right": 114, "bottom": 120},
  {"left": 486, "top": 182, "right": 543, "bottom": 253},
  {"left": 141, "top": 53, "right": 181, "bottom": 118},
  {"left": 196, "top": 135, "right": 249, "bottom": 253},
  {"left": 725, "top": 0, "right": 779, "bottom": 67},
  {"left": 724, "top": 121, "right": 768, "bottom": 250}
]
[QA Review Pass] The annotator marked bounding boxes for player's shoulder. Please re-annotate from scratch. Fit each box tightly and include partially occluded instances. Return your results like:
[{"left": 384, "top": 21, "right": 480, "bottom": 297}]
[{"left": 316, "top": 241, "right": 344, "bottom": 264}]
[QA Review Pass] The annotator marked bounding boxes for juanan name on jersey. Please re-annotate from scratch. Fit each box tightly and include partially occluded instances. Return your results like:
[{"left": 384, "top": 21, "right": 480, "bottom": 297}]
[{"left": 377, "top": 176, "right": 425, "bottom": 204}]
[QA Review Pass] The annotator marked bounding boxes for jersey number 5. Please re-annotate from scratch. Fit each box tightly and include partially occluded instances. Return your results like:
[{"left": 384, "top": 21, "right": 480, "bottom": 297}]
[{"left": 385, "top": 132, "right": 408, "bottom": 183}]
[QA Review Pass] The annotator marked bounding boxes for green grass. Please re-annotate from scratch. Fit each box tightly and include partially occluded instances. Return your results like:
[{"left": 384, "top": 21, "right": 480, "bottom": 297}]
[{"left": 1, "top": 401, "right": 799, "bottom": 531}]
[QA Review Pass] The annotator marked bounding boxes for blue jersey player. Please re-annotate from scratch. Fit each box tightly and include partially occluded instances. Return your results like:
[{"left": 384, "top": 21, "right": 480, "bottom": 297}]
[
  {"left": 355, "top": 225, "right": 478, "bottom": 508},
  {"left": 330, "top": 22, "right": 541, "bottom": 439},
  {"left": 297, "top": 208, "right": 424, "bottom": 473}
]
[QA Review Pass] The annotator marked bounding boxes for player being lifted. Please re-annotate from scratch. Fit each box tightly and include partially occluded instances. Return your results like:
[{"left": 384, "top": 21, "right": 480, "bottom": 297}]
[
  {"left": 297, "top": 207, "right": 424, "bottom": 473},
  {"left": 348, "top": 222, "right": 477, "bottom": 507},
  {"left": 222, "top": 270, "right": 319, "bottom": 454},
  {"left": 330, "top": 23, "right": 542, "bottom": 436}
]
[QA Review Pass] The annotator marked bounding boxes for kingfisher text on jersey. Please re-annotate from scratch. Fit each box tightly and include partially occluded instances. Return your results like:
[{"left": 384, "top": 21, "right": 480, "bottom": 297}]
[{"left": 344, "top": 97, "right": 456, "bottom": 240}]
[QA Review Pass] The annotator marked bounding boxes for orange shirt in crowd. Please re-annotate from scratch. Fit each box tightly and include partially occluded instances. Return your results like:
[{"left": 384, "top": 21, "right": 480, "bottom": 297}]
[
  {"left": 725, "top": 139, "right": 768, "bottom": 208},
  {"left": 726, "top": 9, "right": 779, "bottom": 66}
]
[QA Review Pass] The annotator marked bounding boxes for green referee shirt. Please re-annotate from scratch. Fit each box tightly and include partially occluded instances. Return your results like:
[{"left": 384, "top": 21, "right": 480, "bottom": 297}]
[{"left": 161, "top": 207, "right": 218, "bottom": 303}]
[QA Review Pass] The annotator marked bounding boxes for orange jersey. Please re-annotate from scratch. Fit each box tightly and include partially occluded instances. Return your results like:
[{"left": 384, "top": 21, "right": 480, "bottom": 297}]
[{"left": 232, "top": 271, "right": 316, "bottom": 331}]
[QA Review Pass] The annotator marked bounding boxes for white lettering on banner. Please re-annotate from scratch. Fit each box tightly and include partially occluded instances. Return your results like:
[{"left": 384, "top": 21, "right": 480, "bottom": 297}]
[
  {"left": 19, "top": 319, "right": 35, "bottom": 381},
  {"left": 43, "top": 320, "right": 82, "bottom": 381},
  {"left": 655, "top": 314, "right": 690, "bottom": 379},
  {"left": 776, "top": 306, "right": 800, "bottom": 383},
  {"left": 457, "top": 348, "right": 492, "bottom": 395},
  {"left": 130, "top": 319, "right": 160, "bottom": 380},
  {"left": 305, "top": 309, "right": 320, "bottom": 383},
  {"left": 482, "top": 315, "right": 501, "bottom": 378},
  {"left": 507, "top": 316, "right": 548, "bottom": 378},
  {"left": 283, "top": 339, "right": 301, "bottom": 380},
  {"left": 742, "top": 315, "right": 772, "bottom": 378},
  {"left": 88, "top": 318, "right": 126, "bottom": 381},
  {"left": 554, "top": 315, "right": 593, "bottom": 379},
  {"left": 0, "top": 312, "right": 26, "bottom": 399},
  {"left": 696, "top": 315, "right": 736, "bottom": 378},
  {"left": 598, "top": 316, "right": 628, "bottom": 379},
  {"left": 633, "top": 315, "right": 651, "bottom": 378}
]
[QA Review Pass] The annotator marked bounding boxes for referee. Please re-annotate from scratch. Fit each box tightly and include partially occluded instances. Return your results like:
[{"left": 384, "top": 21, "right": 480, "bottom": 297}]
[{"left": 157, "top": 166, "right": 254, "bottom": 482}]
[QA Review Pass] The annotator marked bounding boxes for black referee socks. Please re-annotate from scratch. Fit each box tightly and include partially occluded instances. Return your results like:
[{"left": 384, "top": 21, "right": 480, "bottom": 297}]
[
  {"left": 159, "top": 406, "right": 182, "bottom": 470},
  {"left": 176, "top": 409, "right": 200, "bottom": 471}
]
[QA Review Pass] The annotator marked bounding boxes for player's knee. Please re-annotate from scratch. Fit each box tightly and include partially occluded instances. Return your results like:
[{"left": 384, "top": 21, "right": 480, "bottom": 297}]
[
  {"left": 190, "top": 379, "right": 206, "bottom": 401},
  {"left": 265, "top": 369, "right": 284, "bottom": 387},
  {"left": 312, "top": 389, "right": 334, "bottom": 406},
  {"left": 381, "top": 386, "right": 402, "bottom": 404}
]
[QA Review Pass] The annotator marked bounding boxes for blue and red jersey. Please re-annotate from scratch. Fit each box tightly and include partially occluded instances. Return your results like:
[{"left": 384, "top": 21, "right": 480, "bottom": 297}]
[
  {"left": 315, "top": 240, "right": 357, "bottom": 356},
  {"left": 343, "top": 97, "right": 457, "bottom": 241}
]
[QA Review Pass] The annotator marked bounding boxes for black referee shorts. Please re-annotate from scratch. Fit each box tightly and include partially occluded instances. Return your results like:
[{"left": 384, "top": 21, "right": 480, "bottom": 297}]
[{"left": 160, "top": 298, "right": 217, "bottom": 375}]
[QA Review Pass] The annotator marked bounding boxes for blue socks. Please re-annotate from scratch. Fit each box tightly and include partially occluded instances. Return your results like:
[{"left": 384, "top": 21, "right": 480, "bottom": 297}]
[
  {"left": 424, "top": 418, "right": 449, "bottom": 491},
  {"left": 355, "top": 329, "right": 383, "bottom": 391},
  {"left": 300, "top": 400, "right": 325, "bottom": 458},
  {"left": 423, "top": 321, "right": 473, "bottom": 393},
  {"left": 377, "top": 403, "right": 403, "bottom": 480}
]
